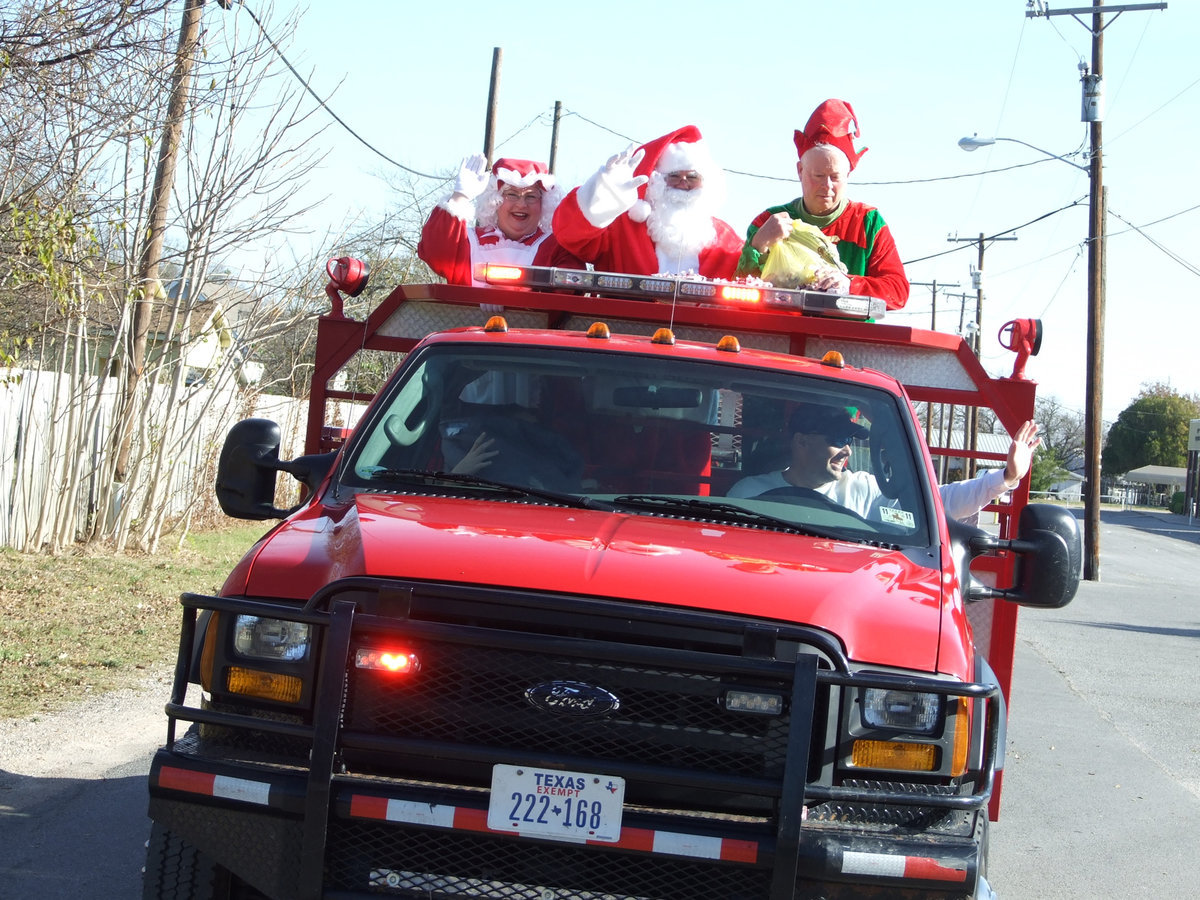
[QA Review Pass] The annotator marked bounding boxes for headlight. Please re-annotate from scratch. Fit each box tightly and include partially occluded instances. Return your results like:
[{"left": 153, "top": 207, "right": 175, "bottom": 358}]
[
  {"left": 861, "top": 689, "right": 940, "bottom": 734},
  {"left": 233, "top": 615, "right": 311, "bottom": 662}
]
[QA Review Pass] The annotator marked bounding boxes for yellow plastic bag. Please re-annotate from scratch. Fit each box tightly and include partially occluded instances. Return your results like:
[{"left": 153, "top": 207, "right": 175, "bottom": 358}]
[{"left": 760, "top": 222, "right": 847, "bottom": 289}]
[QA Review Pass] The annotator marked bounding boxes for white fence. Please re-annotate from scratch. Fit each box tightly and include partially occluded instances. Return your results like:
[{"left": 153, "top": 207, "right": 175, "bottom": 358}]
[{"left": 0, "top": 368, "right": 313, "bottom": 551}]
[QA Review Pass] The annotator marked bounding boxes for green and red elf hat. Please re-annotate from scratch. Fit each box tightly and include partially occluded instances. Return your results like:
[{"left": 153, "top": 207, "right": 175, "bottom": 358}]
[{"left": 793, "top": 99, "right": 869, "bottom": 172}]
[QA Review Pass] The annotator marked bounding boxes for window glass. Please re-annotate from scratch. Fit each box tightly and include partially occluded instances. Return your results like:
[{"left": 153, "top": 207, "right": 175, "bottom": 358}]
[{"left": 341, "top": 344, "right": 932, "bottom": 546}]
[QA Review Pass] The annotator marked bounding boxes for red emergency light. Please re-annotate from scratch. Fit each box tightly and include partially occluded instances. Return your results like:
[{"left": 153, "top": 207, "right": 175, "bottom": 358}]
[
  {"left": 356, "top": 647, "right": 420, "bottom": 675},
  {"left": 474, "top": 264, "right": 886, "bottom": 321},
  {"left": 325, "top": 257, "right": 370, "bottom": 319},
  {"left": 998, "top": 318, "right": 1042, "bottom": 380}
]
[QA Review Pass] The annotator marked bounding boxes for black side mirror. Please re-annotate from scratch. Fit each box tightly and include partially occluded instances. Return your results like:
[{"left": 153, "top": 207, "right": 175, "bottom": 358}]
[
  {"left": 216, "top": 419, "right": 336, "bottom": 520},
  {"left": 964, "top": 504, "right": 1082, "bottom": 608}
]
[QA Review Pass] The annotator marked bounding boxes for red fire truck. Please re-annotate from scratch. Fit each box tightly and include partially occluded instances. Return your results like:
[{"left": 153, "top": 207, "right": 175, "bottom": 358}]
[{"left": 143, "top": 262, "right": 1078, "bottom": 899}]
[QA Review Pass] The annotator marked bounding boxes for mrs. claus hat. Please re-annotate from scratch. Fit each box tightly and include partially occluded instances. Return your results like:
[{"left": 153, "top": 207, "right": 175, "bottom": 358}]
[
  {"left": 491, "top": 158, "right": 556, "bottom": 191},
  {"left": 793, "top": 99, "right": 868, "bottom": 171},
  {"left": 627, "top": 125, "right": 718, "bottom": 223}
]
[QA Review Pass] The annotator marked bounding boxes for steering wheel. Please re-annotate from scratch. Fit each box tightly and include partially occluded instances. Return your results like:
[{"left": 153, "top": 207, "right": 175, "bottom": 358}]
[
  {"left": 760, "top": 485, "right": 843, "bottom": 510},
  {"left": 759, "top": 484, "right": 872, "bottom": 525}
]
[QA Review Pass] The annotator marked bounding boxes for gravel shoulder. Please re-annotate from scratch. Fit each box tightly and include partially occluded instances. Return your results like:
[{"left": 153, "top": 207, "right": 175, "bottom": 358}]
[{"left": 0, "top": 667, "right": 173, "bottom": 804}]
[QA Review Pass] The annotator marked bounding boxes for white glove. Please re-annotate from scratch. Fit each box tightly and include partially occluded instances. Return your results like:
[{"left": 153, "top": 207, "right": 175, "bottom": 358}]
[
  {"left": 577, "top": 144, "right": 649, "bottom": 229},
  {"left": 480, "top": 303, "right": 504, "bottom": 314},
  {"left": 453, "top": 153, "right": 490, "bottom": 201},
  {"left": 811, "top": 266, "right": 851, "bottom": 294}
]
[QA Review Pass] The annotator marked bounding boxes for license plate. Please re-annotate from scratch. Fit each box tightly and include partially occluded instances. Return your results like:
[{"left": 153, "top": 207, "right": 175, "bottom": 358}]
[{"left": 487, "top": 764, "right": 625, "bottom": 843}]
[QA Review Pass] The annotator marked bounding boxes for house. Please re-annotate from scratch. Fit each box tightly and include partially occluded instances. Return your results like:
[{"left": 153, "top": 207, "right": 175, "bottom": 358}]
[{"left": 94, "top": 275, "right": 263, "bottom": 386}]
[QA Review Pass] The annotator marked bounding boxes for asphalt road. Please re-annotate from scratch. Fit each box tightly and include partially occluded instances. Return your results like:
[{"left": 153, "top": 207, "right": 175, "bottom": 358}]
[
  {"left": 1, "top": 507, "right": 1198, "bottom": 899},
  {"left": 988, "top": 507, "right": 1200, "bottom": 897}
]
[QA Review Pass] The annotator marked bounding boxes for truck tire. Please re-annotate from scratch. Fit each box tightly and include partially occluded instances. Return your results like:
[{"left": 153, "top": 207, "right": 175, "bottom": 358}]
[{"left": 142, "top": 822, "right": 257, "bottom": 900}]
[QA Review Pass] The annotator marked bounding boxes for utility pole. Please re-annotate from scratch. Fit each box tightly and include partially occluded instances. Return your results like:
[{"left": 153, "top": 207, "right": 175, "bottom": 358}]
[
  {"left": 483, "top": 47, "right": 502, "bottom": 162},
  {"left": 1027, "top": 0, "right": 1166, "bottom": 581},
  {"left": 946, "top": 233, "right": 1016, "bottom": 477},
  {"left": 549, "top": 101, "right": 562, "bottom": 174},
  {"left": 115, "top": 0, "right": 206, "bottom": 482}
]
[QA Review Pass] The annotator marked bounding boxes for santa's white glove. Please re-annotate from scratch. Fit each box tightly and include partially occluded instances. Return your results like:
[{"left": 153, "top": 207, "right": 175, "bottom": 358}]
[
  {"left": 480, "top": 303, "right": 504, "bottom": 314},
  {"left": 577, "top": 144, "right": 649, "bottom": 229},
  {"left": 453, "top": 153, "right": 491, "bottom": 201},
  {"left": 811, "top": 266, "right": 851, "bottom": 294}
]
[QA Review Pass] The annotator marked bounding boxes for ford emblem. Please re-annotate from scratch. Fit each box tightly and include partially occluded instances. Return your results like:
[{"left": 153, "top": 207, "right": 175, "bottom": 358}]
[{"left": 525, "top": 680, "right": 621, "bottom": 718}]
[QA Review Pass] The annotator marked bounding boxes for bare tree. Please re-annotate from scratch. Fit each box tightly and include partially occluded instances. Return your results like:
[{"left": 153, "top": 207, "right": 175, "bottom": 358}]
[{"left": 0, "top": 1, "right": 348, "bottom": 553}]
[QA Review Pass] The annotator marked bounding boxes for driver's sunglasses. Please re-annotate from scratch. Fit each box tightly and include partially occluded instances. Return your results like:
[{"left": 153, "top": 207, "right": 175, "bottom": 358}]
[{"left": 823, "top": 433, "right": 858, "bottom": 447}]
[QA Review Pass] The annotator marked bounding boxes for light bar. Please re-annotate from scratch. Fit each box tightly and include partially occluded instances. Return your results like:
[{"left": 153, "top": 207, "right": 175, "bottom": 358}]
[{"left": 475, "top": 264, "right": 886, "bottom": 321}]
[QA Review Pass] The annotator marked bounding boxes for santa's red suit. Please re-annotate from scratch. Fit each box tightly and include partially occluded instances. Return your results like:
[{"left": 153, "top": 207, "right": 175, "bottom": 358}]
[
  {"left": 552, "top": 125, "right": 743, "bottom": 279},
  {"left": 418, "top": 157, "right": 581, "bottom": 287},
  {"left": 418, "top": 207, "right": 579, "bottom": 286}
]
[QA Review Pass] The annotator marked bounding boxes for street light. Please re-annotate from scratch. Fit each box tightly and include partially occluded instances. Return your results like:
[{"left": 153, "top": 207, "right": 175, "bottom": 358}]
[
  {"left": 958, "top": 132, "right": 1105, "bottom": 582},
  {"left": 957, "top": 135, "right": 1088, "bottom": 172}
]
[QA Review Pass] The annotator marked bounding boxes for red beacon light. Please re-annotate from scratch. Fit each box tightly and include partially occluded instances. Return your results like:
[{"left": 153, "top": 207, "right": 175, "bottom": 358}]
[
  {"left": 719, "top": 285, "right": 762, "bottom": 305},
  {"left": 325, "top": 257, "right": 369, "bottom": 320},
  {"left": 481, "top": 264, "right": 524, "bottom": 283},
  {"left": 356, "top": 648, "right": 420, "bottom": 675},
  {"left": 998, "top": 318, "right": 1042, "bottom": 380}
]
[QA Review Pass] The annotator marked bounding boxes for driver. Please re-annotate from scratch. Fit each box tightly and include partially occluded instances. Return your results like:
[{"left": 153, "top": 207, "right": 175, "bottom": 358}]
[
  {"left": 728, "top": 403, "right": 1040, "bottom": 524},
  {"left": 727, "top": 404, "right": 881, "bottom": 516}
]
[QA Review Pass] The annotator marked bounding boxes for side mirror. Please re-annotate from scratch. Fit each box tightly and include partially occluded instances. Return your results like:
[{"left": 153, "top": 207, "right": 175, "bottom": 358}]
[
  {"left": 216, "top": 419, "right": 337, "bottom": 520},
  {"left": 965, "top": 504, "right": 1082, "bottom": 608}
]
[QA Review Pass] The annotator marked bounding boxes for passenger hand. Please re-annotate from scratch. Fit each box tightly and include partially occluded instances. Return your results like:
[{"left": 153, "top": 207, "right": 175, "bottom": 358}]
[
  {"left": 754, "top": 213, "right": 793, "bottom": 254},
  {"left": 1004, "top": 420, "right": 1040, "bottom": 488},
  {"left": 578, "top": 144, "right": 650, "bottom": 227},
  {"left": 480, "top": 303, "right": 504, "bottom": 314},
  {"left": 601, "top": 144, "right": 649, "bottom": 193},
  {"left": 453, "top": 153, "right": 491, "bottom": 201},
  {"left": 810, "top": 266, "right": 851, "bottom": 294},
  {"left": 453, "top": 433, "right": 498, "bottom": 475}
]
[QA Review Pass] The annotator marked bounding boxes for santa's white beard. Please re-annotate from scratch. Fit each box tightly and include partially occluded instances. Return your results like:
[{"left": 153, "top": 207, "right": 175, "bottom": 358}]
[{"left": 644, "top": 179, "right": 718, "bottom": 262}]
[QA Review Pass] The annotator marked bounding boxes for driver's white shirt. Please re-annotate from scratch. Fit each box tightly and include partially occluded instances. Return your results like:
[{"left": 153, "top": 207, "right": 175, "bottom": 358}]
[
  {"left": 727, "top": 469, "right": 883, "bottom": 518},
  {"left": 727, "top": 467, "right": 1011, "bottom": 523}
]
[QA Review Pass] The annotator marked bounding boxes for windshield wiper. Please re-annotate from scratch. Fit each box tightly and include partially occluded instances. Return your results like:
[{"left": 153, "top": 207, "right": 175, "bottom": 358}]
[
  {"left": 361, "top": 468, "right": 607, "bottom": 510},
  {"left": 609, "top": 495, "right": 844, "bottom": 539}
]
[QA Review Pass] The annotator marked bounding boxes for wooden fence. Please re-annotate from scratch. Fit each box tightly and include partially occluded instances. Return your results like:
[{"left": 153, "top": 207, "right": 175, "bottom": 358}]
[{"left": 0, "top": 368, "right": 348, "bottom": 551}]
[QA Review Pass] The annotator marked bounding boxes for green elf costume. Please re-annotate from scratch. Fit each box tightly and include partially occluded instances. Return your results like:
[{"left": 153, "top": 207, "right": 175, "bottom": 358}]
[{"left": 737, "top": 99, "right": 909, "bottom": 311}]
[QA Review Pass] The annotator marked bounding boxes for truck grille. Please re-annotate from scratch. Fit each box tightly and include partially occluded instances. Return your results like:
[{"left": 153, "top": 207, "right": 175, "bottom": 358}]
[
  {"left": 346, "top": 643, "right": 796, "bottom": 781},
  {"left": 330, "top": 579, "right": 838, "bottom": 811},
  {"left": 327, "top": 823, "right": 773, "bottom": 899}
]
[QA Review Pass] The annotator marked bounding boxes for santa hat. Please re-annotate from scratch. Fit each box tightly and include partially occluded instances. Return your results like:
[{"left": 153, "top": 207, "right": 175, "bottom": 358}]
[
  {"left": 491, "top": 157, "right": 555, "bottom": 191},
  {"left": 792, "top": 99, "right": 868, "bottom": 171},
  {"left": 475, "top": 158, "right": 563, "bottom": 231},
  {"left": 627, "top": 125, "right": 719, "bottom": 223}
]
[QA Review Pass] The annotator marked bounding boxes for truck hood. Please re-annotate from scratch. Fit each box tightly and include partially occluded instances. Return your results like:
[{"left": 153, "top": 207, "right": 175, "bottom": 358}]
[{"left": 239, "top": 494, "right": 947, "bottom": 672}]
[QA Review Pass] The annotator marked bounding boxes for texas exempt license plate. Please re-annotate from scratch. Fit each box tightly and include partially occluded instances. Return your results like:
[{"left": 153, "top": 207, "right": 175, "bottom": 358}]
[{"left": 487, "top": 764, "right": 625, "bottom": 843}]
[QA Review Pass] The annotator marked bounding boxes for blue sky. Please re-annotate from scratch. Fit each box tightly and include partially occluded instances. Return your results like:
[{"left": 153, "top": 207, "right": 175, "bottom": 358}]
[{"left": 226, "top": 0, "right": 1197, "bottom": 422}]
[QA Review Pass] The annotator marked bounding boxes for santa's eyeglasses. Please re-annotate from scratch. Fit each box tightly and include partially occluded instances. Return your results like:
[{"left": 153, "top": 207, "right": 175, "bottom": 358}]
[
  {"left": 500, "top": 190, "right": 544, "bottom": 204},
  {"left": 665, "top": 171, "right": 703, "bottom": 187}
]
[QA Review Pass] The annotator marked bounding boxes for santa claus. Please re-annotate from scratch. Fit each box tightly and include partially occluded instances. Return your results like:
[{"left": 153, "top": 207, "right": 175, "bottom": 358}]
[
  {"left": 418, "top": 155, "right": 582, "bottom": 288},
  {"left": 552, "top": 125, "right": 743, "bottom": 279}
]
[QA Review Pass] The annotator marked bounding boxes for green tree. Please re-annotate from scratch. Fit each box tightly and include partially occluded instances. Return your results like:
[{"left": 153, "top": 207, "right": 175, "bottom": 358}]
[
  {"left": 1029, "top": 447, "right": 1071, "bottom": 494},
  {"left": 1101, "top": 383, "right": 1200, "bottom": 475}
]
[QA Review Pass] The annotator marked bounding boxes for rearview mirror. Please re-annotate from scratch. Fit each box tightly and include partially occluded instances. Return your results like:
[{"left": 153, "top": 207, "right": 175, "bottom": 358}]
[
  {"left": 216, "top": 419, "right": 336, "bottom": 520},
  {"left": 963, "top": 504, "right": 1082, "bottom": 608}
]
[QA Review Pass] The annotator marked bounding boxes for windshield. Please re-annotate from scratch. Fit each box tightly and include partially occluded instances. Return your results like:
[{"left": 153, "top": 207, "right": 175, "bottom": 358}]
[{"left": 340, "top": 343, "right": 934, "bottom": 547}]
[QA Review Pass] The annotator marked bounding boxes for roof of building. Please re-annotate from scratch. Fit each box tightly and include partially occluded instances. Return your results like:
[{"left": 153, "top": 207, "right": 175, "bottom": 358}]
[{"left": 1122, "top": 465, "right": 1187, "bottom": 487}]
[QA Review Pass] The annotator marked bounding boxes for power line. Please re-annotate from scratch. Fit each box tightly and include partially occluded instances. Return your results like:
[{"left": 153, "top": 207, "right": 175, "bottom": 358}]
[
  {"left": 1109, "top": 209, "right": 1200, "bottom": 277},
  {"left": 230, "top": 1, "right": 441, "bottom": 180},
  {"left": 902, "top": 200, "right": 1085, "bottom": 265}
]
